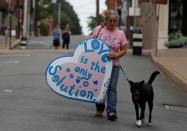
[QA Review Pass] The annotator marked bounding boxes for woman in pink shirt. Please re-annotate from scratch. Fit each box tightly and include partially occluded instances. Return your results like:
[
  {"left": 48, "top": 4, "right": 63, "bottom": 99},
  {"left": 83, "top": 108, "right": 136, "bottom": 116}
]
[{"left": 90, "top": 10, "right": 127, "bottom": 121}]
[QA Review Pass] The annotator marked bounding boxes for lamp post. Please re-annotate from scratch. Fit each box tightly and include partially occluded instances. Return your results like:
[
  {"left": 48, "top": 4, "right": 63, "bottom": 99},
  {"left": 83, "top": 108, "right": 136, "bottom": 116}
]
[{"left": 16, "top": 0, "right": 20, "bottom": 39}]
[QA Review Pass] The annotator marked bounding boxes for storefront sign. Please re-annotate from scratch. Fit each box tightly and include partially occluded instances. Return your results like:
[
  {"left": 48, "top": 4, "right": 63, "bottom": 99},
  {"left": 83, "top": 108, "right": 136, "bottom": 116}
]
[
  {"left": 45, "top": 39, "right": 113, "bottom": 103},
  {"left": 152, "top": 0, "right": 167, "bottom": 4}
]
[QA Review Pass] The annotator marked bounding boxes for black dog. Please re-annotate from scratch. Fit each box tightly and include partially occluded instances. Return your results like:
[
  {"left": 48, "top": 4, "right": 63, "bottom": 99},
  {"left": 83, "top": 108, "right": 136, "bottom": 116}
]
[{"left": 129, "top": 71, "right": 160, "bottom": 127}]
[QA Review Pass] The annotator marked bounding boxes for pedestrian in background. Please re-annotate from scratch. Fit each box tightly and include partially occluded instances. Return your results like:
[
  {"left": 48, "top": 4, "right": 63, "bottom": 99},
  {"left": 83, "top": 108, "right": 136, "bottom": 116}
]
[
  {"left": 90, "top": 10, "right": 127, "bottom": 121},
  {"left": 62, "top": 24, "right": 71, "bottom": 49},
  {"left": 53, "top": 24, "right": 62, "bottom": 49}
]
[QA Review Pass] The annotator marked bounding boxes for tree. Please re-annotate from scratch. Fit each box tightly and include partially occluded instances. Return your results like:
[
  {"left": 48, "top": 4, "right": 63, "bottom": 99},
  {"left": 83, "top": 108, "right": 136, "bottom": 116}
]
[
  {"left": 35, "top": 0, "right": 55, "bottom": 21},
  {"left": 88, "top": 15, "right": 104, "bottom": 34},
  {"left": 35, "top": 0, "right": 82, "bottom": 35},
  {"left": 59, "top": 0, "right": 82, "bottom": 34},
  {"left": 40, "top": 23, "right": 49, "bottom": 36}
]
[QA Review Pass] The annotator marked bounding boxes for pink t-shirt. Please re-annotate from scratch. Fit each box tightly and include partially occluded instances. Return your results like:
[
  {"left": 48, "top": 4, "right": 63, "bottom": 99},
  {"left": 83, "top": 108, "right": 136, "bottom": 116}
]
[{"left": 91, "top": 25, "right": 127, "bottom": 66}]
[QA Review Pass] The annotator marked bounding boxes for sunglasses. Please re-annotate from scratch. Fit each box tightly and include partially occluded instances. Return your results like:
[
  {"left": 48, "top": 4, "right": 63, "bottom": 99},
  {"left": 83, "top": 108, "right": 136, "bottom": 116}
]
[{"left": 108, "top": 19, "right": 117, "bottom": 23}]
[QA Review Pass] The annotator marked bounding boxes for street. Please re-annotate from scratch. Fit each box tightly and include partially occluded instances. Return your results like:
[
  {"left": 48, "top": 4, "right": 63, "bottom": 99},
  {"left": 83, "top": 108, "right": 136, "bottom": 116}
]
[
  {"left": 15, "top": 36, "right": 85, "bottom": 50},
  {"left": 0, "top": 36, "right": 187, "bottom": 131}
]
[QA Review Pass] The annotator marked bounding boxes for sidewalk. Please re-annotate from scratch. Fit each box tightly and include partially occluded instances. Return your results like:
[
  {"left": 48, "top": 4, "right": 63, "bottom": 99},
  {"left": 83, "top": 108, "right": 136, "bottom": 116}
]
[
  {"left": 151, "top": 48, "right": 187, "bottom": 92},
  {"left": 0, "top": 36, "right": 20, "bottom": 50}
]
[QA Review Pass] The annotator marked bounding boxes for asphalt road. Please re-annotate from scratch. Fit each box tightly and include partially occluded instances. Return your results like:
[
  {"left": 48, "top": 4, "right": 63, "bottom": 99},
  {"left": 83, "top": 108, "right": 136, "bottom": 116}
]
[
  {"left": 15, "top": 35, "right": 85, "bottom": 50},
  {"left": 0, "top": 36, "right": 187, "bottom": 131}
]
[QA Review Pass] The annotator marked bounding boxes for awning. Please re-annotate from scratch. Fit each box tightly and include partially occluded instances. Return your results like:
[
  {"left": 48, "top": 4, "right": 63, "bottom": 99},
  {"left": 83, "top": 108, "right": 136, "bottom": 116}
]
[
  {"left": 152, "top": 0, "right": 168, "bottom": 4},
  {"left": 0, "top": 5, "right": 7, "bottom": 12},
  {"left": 0, "top": 0, "right": 8, "bottom": 6},
  {"left": 0, "top": 0, "right": 8, "bottom": 11}
]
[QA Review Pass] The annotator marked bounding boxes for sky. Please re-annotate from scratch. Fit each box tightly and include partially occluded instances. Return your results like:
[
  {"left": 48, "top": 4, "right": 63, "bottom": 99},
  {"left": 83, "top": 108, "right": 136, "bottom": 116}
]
[{"left": 66, "top": 0, "right": 107, "bottom": 36}]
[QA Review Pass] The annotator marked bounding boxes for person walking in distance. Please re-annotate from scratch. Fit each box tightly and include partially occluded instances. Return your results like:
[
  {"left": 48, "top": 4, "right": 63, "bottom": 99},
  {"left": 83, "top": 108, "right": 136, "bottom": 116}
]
[
  {"left": 53, "top": 24, "right": 62, "bottom": 49},
  {"left": 62, "top": 24, "right": 71, "bottom": 49},
  {"left": 89, "top": 10, "right": 127, "bottom": 121}
]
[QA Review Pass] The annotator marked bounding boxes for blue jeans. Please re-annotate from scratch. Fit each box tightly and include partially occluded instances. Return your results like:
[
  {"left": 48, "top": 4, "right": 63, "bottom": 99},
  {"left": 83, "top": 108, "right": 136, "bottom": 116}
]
[{"left": 96, "top": 66, "right": 120, "bottom": 115}]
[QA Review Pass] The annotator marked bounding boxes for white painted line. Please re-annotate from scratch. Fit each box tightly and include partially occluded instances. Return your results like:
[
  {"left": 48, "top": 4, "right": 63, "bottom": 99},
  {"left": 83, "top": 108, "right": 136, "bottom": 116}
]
[
  {"left": 133, "top": 34, "right": 143, "bottom": 39},
  {"left": 0, "top": 60, "right": 19, "bottom": 64},
  {"left": 0, "top": 54, "right": 31, "bottom": 57},
  {"left": 3, "top": 90, "right": 13, "bottom": 93},
  {"left": 133, "top": 42, "right": 143, "bottom": 46}
]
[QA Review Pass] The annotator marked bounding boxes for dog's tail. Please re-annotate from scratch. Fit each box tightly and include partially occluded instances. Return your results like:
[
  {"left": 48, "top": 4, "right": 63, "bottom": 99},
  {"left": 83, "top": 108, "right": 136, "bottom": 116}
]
[{"left": 147, "top": 71, "right": 160, "bottom": 85}]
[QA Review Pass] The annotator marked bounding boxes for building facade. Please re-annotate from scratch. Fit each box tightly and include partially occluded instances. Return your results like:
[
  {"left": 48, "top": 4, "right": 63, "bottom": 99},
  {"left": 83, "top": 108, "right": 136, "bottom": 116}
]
[
  {"left": 106, "top": 0, "right": 186, "bottom": 50},
  {"left": 139, "top": 0, "right": 186, "bottom": 50}
]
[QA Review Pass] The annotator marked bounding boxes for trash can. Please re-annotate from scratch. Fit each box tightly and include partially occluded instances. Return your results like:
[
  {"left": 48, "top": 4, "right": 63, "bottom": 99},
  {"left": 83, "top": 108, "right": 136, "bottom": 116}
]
[
  {"left": 20, "top": 36, "right": 27, "bottom": 49},
  {"left": 132, "top": 29, "right": 142, "bottom": 55}
]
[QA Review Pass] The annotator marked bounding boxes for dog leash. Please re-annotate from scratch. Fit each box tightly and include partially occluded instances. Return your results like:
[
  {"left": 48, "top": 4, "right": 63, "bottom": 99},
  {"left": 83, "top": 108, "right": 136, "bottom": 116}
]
[{"left": 120, "top": 66, "right": 130, "bottom": 84}]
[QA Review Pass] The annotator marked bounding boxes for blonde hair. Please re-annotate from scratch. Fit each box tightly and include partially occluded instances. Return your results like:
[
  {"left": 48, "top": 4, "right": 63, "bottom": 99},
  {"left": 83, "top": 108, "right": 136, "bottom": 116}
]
[{"left": 104, "top": 10, "right": 118, "bottom": 25}]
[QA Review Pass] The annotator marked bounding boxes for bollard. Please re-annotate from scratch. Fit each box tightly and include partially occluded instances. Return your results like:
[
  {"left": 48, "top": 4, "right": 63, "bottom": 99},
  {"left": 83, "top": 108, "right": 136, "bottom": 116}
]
[
  {"left": 20, "top": 36, "right": 27, "bottom": 49},
  {"left": 132, "top": 29, "right": 143, "bottom": 55}
]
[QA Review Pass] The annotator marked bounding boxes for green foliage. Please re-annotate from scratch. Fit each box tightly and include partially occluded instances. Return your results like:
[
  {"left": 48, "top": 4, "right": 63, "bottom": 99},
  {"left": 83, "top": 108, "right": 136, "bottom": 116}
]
[
  {"left": 40, "top": 23, "right": 49, "bottom": 36},
  {"left": 88, "top": 15, "right": 104, "bottom": 34},
  {"left": 35, "top": 0, "right": 55, "bottom": 21},
  {"left": 168, "top": 31, "right": 183, "bottom": 41},
  {"left": 35, "top": 0, "right": 82, "bottom": 35},
  {"left": 164, "top": 37, "right": 187, "bottom": 48},
  {"left": 59, "top": 0, "right": 82, "bottom": 34},
  {"left": 164, "top": 31, "right": 187, "bottom": 48}
]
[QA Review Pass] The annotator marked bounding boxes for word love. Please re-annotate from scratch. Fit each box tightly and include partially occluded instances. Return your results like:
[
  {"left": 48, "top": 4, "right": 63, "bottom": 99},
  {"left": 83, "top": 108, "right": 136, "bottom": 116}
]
[
  {"left": 81, "top": 39, "right": 111, "bottom": 63},
  {"left": 46, "top": 39, "right": 113, "bottom": 103}
]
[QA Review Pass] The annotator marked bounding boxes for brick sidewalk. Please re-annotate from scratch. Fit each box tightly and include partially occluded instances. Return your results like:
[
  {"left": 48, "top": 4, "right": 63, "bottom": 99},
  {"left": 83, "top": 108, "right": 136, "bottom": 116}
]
[{"left": 151, "top": 48, "right": 187, "bottom": 92}]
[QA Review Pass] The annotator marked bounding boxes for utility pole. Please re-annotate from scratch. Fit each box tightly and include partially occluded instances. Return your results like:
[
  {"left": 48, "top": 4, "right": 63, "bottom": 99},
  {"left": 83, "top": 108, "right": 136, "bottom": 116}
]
[
  {"left": 133, "top": 0, "right": 137, "bottom": 29},
  {"left": 58, "top": 1, "right": 61, "bottom": 26},
  {"left": 23, "top": 0, "right": 28, "bottom": 37},
  {"left": 20, "top": 0, "right": 28, "bottom": 49},
  {"left": 23, "top": 0, "right": 28, "bottom": 38},
  {"left": 107, "top": 0, "right": 116, "bottom": 10},
  {"left": 16, "top": 0, "right": 20, "bottom": 39},
  {"left": 96, "top": 0, "right": 99, "bottom": 26},
  {"left": 32, "top": 0, "right": 36, "bottom": 36},
  {"left": 8, "top": 0, "right": 12, "bottom": 49}
]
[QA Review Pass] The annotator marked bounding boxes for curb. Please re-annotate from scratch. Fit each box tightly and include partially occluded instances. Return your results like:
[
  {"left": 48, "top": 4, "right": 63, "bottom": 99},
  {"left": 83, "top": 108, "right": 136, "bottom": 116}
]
[
  {"left": 151, "top": 50, "right": 187, "bottom": 92},
  {"left": 0, "top": 49, "right": 74, "bottom": 54}
]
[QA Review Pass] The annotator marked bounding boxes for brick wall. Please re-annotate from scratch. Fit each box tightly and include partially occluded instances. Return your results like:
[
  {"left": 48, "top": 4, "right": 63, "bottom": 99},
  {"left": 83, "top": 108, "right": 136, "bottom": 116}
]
[{"left": 40, "top": 19, "right": 53, "bottom": 36}]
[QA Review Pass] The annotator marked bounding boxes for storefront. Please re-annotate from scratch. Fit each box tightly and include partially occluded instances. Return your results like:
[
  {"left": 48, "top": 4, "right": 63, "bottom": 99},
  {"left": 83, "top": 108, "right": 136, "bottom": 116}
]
[
  {"left": 169, "top": 0, "right": 187, "bottom": 36},
  {"left": 0, "top": 0, "right": 8, "bottom": 36}
]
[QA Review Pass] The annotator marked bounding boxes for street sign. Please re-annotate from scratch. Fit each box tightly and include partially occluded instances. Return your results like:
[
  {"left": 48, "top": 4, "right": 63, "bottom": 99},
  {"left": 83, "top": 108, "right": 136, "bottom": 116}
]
[
  {"left": 52, "top": 0, "right": 56, "bottom": 4},
  {"left": 129, "top": 7, "right": 141, "bottom": 16},
  {"left": 46, "top": 39, "right": 113, "bottom": 104}
]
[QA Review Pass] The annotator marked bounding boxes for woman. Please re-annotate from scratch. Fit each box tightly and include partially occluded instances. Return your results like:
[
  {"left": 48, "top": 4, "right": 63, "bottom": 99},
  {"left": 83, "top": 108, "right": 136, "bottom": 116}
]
[
  {"left": 53, "top": 24, "right": 62, "bottom": 49},
  {"left": 62, "top": 24, "right": 71, "bottom": 49},
  {"left": 90, "top": 10, "right": 127, "bottom": 121}
]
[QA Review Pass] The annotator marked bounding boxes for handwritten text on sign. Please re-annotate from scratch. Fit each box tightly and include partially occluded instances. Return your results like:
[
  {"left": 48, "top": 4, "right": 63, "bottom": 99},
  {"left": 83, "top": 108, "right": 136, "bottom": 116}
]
[{"left": 45, "top": 39, "right": 113, "bottom": 103}]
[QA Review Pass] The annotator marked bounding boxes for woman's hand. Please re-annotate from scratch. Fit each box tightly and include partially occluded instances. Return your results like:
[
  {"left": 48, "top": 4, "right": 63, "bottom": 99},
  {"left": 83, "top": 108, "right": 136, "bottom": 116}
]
[
  {"left": 107, "top": 52, "right": 118, "bottom": 58},
  {"left": 85, "top": 37, "right": 90, "bottom": 41},
  {"left": 107, "top": 45, "right": 127, "bottom": 58}
]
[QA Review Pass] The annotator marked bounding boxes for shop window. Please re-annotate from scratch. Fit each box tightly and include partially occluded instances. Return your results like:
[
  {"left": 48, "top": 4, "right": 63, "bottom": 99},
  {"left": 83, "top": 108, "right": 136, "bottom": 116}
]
[{"left": 169, "top": 0, "right": 183, "bottom": 34}]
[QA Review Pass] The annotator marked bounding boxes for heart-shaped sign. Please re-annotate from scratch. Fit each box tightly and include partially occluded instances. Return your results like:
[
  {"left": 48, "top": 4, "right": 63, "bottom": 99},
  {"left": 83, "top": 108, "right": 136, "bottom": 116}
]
[{"left": 45, "top": 38, "right": 113, "bottom": 103}]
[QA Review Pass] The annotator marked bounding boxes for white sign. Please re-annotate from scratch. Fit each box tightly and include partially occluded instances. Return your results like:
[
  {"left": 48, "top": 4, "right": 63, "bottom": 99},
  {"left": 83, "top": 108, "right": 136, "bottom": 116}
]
[
  {"left": 52, "top": 0, "right": 56, "bottom": 4},
  {"left": 11, "top": 30, "right": 16, "bottom": 37},
  {"left": 46, "top": 39, "right": 113, "bottom": 104},
  {"left": 129, "top": 7, "right": 141, "bottom": 16}
]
